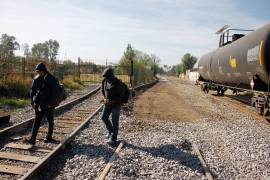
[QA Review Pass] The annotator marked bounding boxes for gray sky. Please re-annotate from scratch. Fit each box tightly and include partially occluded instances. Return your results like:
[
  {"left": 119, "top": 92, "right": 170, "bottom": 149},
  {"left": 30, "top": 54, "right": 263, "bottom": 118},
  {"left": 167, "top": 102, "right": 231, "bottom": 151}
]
[{"left": 0, "top": 0, "right": 269, "bottom": 65}]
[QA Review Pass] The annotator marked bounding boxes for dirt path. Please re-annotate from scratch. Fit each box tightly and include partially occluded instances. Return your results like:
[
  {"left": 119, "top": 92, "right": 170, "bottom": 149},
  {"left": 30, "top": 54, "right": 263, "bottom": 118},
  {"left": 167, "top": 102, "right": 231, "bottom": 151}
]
[{"left": 134, "top": 77, "right": 210, "bottom": 122}]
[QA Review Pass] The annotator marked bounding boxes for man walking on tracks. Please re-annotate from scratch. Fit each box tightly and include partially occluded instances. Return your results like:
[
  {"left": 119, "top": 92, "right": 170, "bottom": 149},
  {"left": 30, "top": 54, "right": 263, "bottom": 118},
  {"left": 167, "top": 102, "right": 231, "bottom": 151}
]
[
  {"left": 101, "top": 68, "right": 129, "bottom": 146},
  {"left": 24, "top": 62, "right": 61, "bottom": 145}
]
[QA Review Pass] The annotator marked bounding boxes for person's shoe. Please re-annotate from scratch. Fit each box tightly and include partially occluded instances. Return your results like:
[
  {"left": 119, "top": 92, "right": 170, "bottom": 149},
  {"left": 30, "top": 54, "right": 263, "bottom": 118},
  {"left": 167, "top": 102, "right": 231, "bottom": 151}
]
[
  {"left": 44, "top": 138, "right": 59, "bottom": 144},
  {"left": 106, "top": 132, "right": 112, "bottom": 139},
  {"left": 23, "top": 137, "right": 36, "bottom": 145},
  {"left": 107, "top": 139, "right": 118, "bottom": 147}
]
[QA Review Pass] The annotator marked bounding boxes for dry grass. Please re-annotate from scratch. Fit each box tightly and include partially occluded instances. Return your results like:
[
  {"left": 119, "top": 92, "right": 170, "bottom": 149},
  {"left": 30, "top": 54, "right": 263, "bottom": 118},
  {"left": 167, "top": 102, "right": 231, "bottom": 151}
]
[
  {"left": 0, "top": 74, "right": 32, "bottom": 98},
  {"left": 62, "top": 75, "right": 84, "bottom": 90},
  {"left": 80, "top": 74, "right": 130, "bottom": 84}
]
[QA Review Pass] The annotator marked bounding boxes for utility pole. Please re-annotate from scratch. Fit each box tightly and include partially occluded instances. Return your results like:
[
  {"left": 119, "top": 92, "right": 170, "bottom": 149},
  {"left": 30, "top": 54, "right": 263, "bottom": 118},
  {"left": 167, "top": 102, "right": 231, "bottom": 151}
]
[{"left": 127, "top": 44, "right": 134, "bottom": 89}]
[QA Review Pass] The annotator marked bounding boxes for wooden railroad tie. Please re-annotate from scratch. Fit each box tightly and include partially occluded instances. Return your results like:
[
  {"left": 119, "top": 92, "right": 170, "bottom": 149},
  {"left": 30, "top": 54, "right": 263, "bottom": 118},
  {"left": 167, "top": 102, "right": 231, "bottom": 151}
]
[
  {"left": 0, "top": 164, "right": 27, "bottom": 175},
  {"left": 69, "top": 111, "right": 90, "bottom": 114},
  {"left": 192, "top": 143, "right": 214, "bottom": 180},
  {"left": 0, "top": 151, "right": 40, "bottom": 163},
  {"left": 0, "top": 113, "right": 10, "bottom": 124},
  {"left": 56, "top": 120, "right": 82, "bottom": 124},
  {"left": 98, "top": 141, "right": 125, "bottom": 180},
  {"left": 39, "top": 128, "right": 70, "bottom": 134},
  {"left": 5, "top": 142, "right": 52, "bottom": 153}
]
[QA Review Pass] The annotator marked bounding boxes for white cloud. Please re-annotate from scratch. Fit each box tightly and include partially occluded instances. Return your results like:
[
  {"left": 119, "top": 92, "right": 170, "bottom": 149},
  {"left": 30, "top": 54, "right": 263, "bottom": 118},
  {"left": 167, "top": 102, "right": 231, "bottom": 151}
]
[{"left": 0, "top": 0, "right": 268, "bottom": 65}]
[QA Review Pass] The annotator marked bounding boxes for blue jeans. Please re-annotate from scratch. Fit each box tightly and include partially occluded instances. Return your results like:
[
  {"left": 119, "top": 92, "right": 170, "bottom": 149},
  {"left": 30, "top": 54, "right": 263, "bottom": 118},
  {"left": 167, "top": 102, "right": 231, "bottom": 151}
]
[{"left": 101, "top": 105, "right": 121, "bottom": 141}]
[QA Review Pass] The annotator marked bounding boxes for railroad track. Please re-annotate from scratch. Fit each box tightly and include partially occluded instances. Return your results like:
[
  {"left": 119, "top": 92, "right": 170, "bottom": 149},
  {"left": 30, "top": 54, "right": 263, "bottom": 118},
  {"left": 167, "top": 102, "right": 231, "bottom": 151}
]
[
  {"left": 0, "top": 80, "right": 158, "bottom": 180},
  {"left": 0, "top": 87, "right": 102, "bottom": 179},
  {"left": 208, "top": 92, "right": 269, "bottom": 123},
  {"left": 0, "top": 86, "right": 100, "bottom": 137}
]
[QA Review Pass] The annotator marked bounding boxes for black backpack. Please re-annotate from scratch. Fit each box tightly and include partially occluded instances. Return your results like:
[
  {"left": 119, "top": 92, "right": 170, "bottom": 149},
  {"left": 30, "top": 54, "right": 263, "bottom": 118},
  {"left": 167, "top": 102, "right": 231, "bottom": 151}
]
[
  {"left": 56, "top": 84, "right": 67, "bottom": 106},
  {"left": 120, "top": 81, "right": 130, "bottom": 104}
]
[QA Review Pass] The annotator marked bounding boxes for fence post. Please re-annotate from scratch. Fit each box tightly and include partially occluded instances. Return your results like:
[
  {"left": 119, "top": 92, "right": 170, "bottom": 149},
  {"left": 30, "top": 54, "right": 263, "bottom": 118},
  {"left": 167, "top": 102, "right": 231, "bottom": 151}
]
[
  {"left": 130, "top": 59, "right": 134, "bottom": 88},
  {"left": 78, "top": 57, "right": 81, "bottom": 80},
  {"left": 3, "top": 56, "right": 6, "bottom": 84},
  {"left": 22, "top": 57, "right": 26, "bottom": 81}
]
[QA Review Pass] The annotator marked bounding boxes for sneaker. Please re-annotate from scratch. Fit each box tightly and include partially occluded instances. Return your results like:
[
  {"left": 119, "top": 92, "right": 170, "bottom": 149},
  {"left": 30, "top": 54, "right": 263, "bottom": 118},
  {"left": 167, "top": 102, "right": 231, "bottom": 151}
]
[
  {"left": 106, "top": 132, "right": 112, "bottom": 139},
  {"left": 107, "top": 139, "right": 118, "bottom": 147},
  {"left": 44, "top": 138, "right": 59, "bottom": 144},
  {"left": 23, "top": 137, "right": 36, "bottom": 145}
]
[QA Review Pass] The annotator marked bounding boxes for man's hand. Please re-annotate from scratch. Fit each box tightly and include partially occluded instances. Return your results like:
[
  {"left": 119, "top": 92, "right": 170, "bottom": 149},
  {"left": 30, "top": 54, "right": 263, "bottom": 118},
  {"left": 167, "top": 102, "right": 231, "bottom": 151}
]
[
  {"left": 104, "top": 99, "right": 115, "bottom": 106},
  {"left": 48, "top": 105, "right": 53, "bottom": 108},
  {"left": 31, "top": 103, "right": 37, "bottom": 109},
  {"left": 100, "top": 98, "right": 108, "bottom": 103}
]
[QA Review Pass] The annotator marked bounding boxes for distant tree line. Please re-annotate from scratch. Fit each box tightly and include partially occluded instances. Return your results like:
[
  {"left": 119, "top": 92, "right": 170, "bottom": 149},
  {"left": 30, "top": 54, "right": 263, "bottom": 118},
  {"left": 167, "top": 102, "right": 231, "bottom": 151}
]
[
  {"left": 172, "top": 53, "right": 197, "bottom": 76},
  {"left": 117, "top": 44, "right": 164, "bottom": 85},
  {"left": 0, "top": 33, "right": 166, "bottom": 86},
  {"left": 0, "top": 33, "right": 59, "bottom": 63}
]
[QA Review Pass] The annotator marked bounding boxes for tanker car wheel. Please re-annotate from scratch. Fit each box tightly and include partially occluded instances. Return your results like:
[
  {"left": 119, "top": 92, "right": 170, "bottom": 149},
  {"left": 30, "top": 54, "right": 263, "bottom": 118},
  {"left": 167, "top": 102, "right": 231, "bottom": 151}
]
[
  {"left": 264, "top": 108, "right": 270, "bottom": 116},
  {"left": 256, "top": 106, "right": 264, "bottom": 115},
  {"left": 250, "top": 98, "right": 255, "bottom": 107},
  {"left": 220, "top": 90, "right": 225, "bottom": 96},
  {"left": 217, "top": 87, "right": 225, "bottom": 96},
  {"left": 201, "top": 84, "right": 209, "bottom": 94},
  {"left": 217, "top": 90, "right": 225, "bottom": 96}
]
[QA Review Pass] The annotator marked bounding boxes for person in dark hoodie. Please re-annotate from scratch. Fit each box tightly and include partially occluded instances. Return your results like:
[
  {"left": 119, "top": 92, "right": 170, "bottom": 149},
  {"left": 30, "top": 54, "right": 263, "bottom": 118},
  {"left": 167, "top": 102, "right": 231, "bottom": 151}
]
[
  {"left": 24, "top": 62, "right": 60, "bottom": 145},
  {"left": 101, "top": 68, "right": 125, "bottom": 146}
]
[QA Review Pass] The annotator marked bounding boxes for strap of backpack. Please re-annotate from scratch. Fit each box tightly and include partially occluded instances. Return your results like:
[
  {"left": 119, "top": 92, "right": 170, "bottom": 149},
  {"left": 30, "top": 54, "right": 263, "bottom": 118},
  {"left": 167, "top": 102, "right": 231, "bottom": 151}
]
[{"left": 104, "top": 80, "right": 108, "bottom": 98}]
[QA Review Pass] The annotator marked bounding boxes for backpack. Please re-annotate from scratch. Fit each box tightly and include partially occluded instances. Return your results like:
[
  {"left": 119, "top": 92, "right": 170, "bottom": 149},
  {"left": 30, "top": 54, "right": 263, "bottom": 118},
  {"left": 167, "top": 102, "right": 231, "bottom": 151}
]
[
  {"left": 57, "top": 84, "right": 67, "bottom": 106},
  {"left": 120, "top": 81, "right": 130, "bottom": 104}
]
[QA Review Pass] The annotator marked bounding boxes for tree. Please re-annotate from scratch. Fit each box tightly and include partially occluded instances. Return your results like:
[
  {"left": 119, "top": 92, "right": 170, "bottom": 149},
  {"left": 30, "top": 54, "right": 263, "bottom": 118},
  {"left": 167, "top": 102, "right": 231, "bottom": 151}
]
[
  {"left": 118, "top": 44, "right": 162, "bottom": 85},
  {"left": 181, "top": 53, "right": 197, "bottom": 71},
  {"left": 170, "top": 53, "right": 197, "bottom": 76},
  {"left": 0, "top": 34, "right": 20, "bottom": 57},
  {"left": 150, "top": 54, "right": 161, "bottom": 76},
  {"left": 167, "top": 65, "right": 176, "bottom": 76},
  {"left": 56, "top": 60, "right": 75, "bottom": 79},
  {"left": 175, "top": 64, "right": 185, "bottom": 76},
  {"left": 31, "top": 43, "right": 49, "bottom": 59},
  {"left": 124, "top": 44, "right": 136, "bottom": 62},
  {"left": 45, "top": 39, "right": 59, "bottom": 63},
  {"left": 22, "top": 43, "right": 31, "bottom": 57}
]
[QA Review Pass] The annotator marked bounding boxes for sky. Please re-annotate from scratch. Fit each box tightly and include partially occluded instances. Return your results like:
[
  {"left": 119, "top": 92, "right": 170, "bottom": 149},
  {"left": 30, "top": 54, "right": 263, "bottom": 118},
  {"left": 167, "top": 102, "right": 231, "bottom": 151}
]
[{"left": 0, "top": 0, "right": 269, "bottom": 66}]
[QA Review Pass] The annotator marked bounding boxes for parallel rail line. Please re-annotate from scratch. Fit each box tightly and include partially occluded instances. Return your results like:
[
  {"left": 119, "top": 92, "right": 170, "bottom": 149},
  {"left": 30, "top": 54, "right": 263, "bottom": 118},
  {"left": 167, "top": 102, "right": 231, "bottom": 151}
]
[
  {"left": 0, "top": 86, "right": 101, "bottom": 137},
  {"left": 209, "top": 92, "right": 268, "bottom": 123}
]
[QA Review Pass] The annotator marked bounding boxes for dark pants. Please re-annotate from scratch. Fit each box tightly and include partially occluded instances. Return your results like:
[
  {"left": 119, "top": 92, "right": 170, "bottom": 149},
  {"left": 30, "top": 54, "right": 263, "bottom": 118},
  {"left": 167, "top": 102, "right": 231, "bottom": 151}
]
[
  {"left": 101, "top": 105, "right": 121, "bottom": 141},
  {"left": 31, "top": 108, "right": 55, "bottom": 141}
]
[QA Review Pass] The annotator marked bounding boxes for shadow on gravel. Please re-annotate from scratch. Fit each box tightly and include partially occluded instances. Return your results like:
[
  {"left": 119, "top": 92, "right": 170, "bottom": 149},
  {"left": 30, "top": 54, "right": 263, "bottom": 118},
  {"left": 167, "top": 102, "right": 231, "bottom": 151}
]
[
  {"left": 35, "top": 143, "right": 115, "bottom": 180},
  {"left": 212, "top": 92, "right": 252, "bottom": 106},
  {"left": 72, "top": 144, "right": 115, "bottom": 162},
  {"left": 124, "top": 140, "right": 204, "bottom": 174}
]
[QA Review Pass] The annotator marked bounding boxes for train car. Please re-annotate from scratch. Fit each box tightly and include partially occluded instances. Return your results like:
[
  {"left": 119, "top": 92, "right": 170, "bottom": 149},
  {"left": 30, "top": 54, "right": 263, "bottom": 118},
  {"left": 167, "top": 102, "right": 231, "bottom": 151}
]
[{"left": 198, "top": 23, "right": 270, "bottom": 116}]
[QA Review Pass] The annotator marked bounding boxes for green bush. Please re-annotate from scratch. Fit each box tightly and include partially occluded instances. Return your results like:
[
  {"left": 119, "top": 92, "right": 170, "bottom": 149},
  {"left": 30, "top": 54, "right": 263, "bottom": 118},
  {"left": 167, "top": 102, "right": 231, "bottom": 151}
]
[
  {"left": 0, "top": 97, "right": 30, "bottom": 108},
  {"left": 118, "top": 45, "right": 159, "bottom": 86}
]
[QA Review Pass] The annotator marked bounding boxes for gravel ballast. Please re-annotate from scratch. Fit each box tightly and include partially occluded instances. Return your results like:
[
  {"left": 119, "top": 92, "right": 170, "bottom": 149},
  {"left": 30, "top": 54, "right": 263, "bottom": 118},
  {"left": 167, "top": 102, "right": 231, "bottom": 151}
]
[{"left": 38, "top": 78, "right": 270, "bottom": 179}]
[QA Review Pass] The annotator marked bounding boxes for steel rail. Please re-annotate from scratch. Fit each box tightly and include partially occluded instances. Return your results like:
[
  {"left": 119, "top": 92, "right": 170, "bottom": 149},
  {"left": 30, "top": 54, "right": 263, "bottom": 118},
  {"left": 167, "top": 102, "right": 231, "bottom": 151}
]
[
  {"left": 0, "top": 86, "right": 101, "bottom": 137},
  {"left": 201, "top": 81, "right": 266, "bottom": 95},
  {"left": 21, "top": 105, "right": 104, "bottom": 180},
  {"left": 19, "top": 79, "right": 159, "bottom": 180}
]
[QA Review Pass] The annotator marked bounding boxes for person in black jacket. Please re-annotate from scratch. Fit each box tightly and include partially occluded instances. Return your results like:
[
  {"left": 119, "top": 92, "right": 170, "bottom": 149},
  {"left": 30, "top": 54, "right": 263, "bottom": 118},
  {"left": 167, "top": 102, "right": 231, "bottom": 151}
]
[
  {"left": 101, "top": 68, "right": 124, "bottom": 146},
  {"left": 24, "top": 62, "right": 60, "bottom": 145}
]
